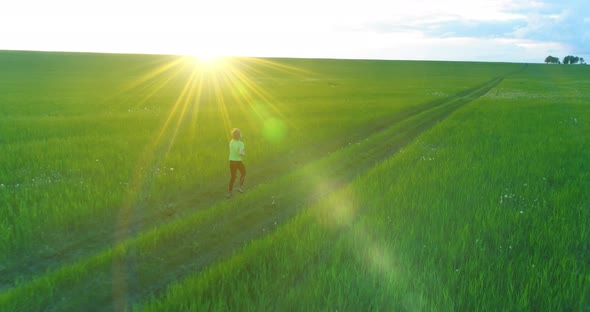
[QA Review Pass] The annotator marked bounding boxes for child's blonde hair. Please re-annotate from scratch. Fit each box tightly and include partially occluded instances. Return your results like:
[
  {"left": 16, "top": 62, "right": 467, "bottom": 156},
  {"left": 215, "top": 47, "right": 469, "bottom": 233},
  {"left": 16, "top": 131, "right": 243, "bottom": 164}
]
[{"left": 231, "top": 128, "right": 241, "bottom": 140}]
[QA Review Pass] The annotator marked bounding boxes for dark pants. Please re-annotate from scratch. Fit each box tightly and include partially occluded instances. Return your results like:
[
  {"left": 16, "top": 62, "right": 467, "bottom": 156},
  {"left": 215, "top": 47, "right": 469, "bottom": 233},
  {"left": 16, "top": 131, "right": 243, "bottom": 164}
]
[{"left": 229, "top": 161, "right": 246, "bottom": 191}]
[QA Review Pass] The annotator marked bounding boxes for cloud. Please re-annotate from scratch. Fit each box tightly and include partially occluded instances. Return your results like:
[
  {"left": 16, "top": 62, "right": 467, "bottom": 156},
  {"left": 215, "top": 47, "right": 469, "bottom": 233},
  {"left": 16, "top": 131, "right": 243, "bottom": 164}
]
[
  {"left": 510, "top": 4, "right": 590, "bottom": 54},
  {"left": 351, "top": 0, "right": 588, "bottom": 60},
  {"left": 352, "top": 34, "right": 566, "bottom": 63}
]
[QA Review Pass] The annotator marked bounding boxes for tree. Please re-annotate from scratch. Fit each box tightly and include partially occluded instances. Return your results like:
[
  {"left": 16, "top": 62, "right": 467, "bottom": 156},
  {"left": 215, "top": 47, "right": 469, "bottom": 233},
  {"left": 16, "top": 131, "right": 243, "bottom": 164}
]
[
  {"left": 544, "top": 55, "right": 560, "bottom": 64},
  {"left": 563, "top": 55, "right": 581, "bottom": 64},
  {"left": 573, "top": 56, "right": 580, "bottom": 64},
  {"left": 581, "top": 57, "right": 586, "bottom": 65}
]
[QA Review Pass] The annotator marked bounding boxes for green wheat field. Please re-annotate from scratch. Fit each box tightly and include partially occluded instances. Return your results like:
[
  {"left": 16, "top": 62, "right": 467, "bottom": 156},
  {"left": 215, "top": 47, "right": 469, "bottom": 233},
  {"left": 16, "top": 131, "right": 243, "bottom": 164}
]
[{"left": 1, "top": 50, "right": 589, "bottom": 311}]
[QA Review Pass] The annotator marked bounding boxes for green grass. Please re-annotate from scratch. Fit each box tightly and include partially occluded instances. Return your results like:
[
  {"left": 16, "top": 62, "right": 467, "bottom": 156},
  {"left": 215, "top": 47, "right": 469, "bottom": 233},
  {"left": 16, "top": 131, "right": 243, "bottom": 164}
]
[{"left": 2, "top": 50, "right": 587, "bottom": 311}]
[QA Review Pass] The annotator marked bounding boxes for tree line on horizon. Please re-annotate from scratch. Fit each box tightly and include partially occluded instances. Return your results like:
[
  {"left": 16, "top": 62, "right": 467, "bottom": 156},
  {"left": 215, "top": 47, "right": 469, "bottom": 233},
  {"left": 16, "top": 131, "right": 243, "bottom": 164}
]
[{"left": 544, "top": 55, "right": 586, "bottom": 64}]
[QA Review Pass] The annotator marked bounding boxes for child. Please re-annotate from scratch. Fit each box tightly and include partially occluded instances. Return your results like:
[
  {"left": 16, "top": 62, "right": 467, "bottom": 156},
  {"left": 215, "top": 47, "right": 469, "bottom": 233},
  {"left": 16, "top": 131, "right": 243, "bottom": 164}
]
[{"left": 227, "top": 128, "right": 246, "bottom": 198}]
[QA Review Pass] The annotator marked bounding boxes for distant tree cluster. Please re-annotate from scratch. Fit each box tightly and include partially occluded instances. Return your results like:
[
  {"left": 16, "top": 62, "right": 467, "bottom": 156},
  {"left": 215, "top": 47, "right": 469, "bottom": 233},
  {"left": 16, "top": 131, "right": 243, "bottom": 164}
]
[
  {"left": 545, "top": 55, "right": 586, "bottom": 64},
  {"left": 545, "top": 55, "right": 560, "bottom": 64}
]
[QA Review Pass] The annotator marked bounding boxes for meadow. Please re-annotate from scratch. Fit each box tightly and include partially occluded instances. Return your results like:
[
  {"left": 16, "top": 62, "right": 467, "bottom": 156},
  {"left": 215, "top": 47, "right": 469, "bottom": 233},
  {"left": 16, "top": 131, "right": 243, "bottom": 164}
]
[{"left": 0, "top": 51, "right": 588, "bottom": 311}]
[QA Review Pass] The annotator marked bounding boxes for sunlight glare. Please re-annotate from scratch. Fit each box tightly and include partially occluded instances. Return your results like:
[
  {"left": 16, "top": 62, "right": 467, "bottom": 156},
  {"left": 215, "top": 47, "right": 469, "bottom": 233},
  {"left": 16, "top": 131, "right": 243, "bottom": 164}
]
[
  {"left": 195, "top": 52, "right": 218, "bottom": 62},
  {"left": 190, "top": 53, "right": 226, "bottom": 71}
]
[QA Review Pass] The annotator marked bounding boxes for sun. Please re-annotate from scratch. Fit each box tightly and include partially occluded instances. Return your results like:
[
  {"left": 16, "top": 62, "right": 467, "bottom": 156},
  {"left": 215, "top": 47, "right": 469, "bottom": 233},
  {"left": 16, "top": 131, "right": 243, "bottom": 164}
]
[
  {"left": 194, "top": 52, "right": 219, "bottom": 63},
  {"left": 189, "top": 52, "right": 228, "bottom": 71}
]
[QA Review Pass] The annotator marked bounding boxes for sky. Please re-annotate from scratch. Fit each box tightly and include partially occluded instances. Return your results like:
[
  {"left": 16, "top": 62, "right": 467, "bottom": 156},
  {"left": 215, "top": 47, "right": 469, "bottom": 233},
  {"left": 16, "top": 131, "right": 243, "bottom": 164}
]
[{"left": 1, "top": 0, "right": 588, "bottom": 63}]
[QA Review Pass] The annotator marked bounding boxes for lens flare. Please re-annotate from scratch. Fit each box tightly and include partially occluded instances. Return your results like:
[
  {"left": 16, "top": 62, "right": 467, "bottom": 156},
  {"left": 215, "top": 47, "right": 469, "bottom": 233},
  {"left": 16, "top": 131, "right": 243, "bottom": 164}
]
[{"left": 263, "top": 117, "right": 287, "bottom": 144}]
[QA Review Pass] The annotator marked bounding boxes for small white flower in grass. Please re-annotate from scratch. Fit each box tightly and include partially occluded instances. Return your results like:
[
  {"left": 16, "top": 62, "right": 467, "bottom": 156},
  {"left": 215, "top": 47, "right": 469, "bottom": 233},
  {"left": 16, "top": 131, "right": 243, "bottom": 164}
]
[
  {"left": 520, "top": 210, "right": 524, "bottom": 214},
  {"left": 0, "top": 184, "right": 4, "bottom": 188}
]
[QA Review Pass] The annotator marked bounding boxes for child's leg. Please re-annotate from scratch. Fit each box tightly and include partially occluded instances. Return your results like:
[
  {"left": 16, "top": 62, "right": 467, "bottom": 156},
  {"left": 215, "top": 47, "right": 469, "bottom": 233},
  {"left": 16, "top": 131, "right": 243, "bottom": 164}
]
[
  {"left": 229, "top": 161, "right": 238, "bottom": 191},
  {"left": 238, "top": 162, "right": 246, "bottom": 186}
]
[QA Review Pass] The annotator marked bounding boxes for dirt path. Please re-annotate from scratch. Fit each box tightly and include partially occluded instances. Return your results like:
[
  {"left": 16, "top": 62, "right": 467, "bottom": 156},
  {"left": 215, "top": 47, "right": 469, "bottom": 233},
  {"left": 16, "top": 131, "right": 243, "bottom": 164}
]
[{"left": 2, "top": 75, "right": 510, "bottom": 311}]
